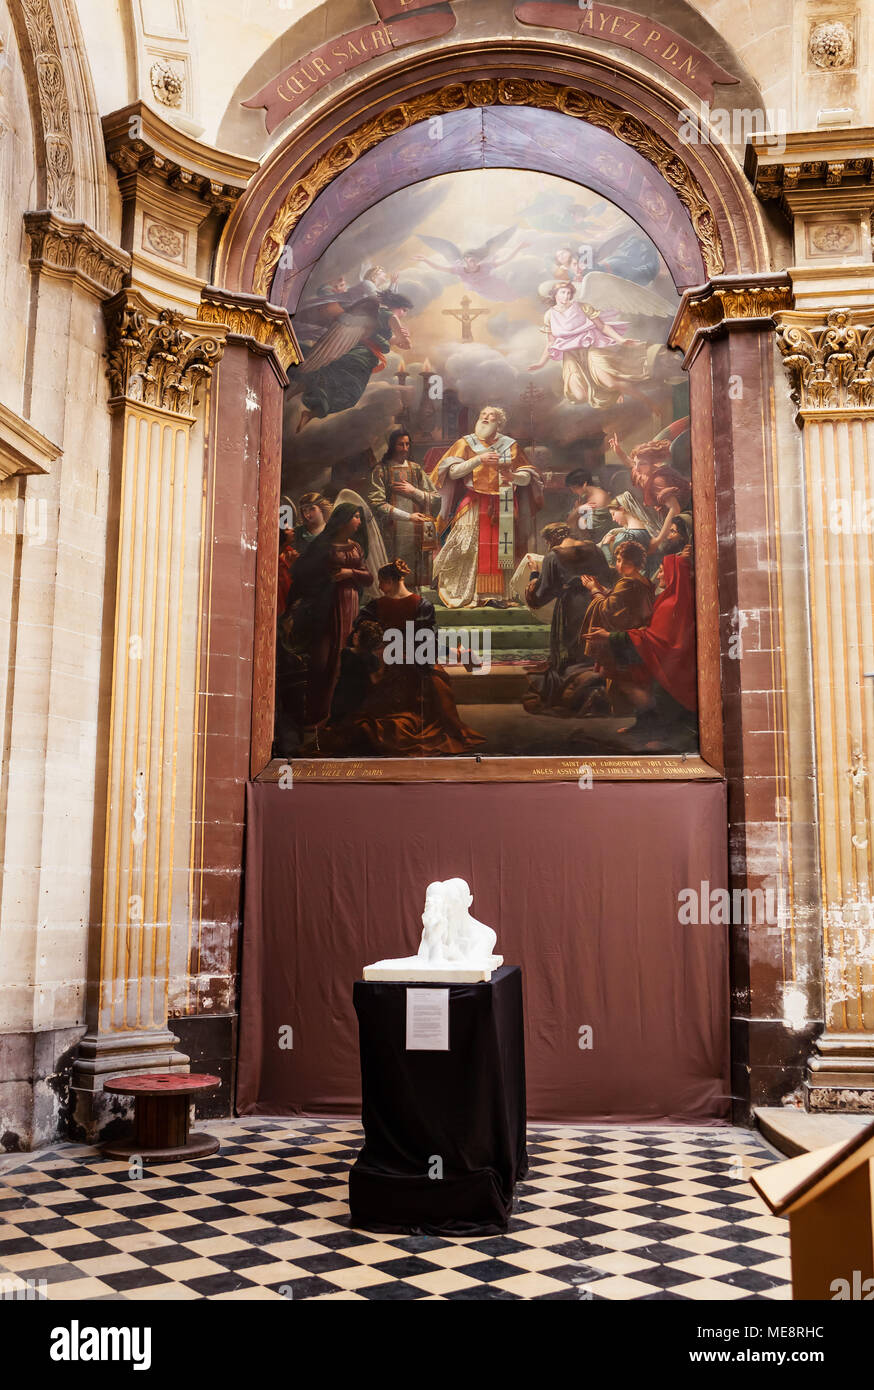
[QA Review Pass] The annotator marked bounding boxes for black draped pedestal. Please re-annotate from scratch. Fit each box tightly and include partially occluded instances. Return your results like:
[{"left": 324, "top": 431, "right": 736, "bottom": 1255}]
[{"left": 349, "top": 965, "right": 527, "bottom": 1236}]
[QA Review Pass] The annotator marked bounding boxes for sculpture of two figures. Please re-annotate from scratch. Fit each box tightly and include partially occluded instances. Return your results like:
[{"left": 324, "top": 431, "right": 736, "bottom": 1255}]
[{"left": 363, "top": 878, "right": 503, "bottom": 982}]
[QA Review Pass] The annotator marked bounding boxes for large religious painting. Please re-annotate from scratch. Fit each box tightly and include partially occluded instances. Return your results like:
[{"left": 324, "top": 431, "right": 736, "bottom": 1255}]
[{"left": 274, "top": 168, "right": 696, "bottom": 762}]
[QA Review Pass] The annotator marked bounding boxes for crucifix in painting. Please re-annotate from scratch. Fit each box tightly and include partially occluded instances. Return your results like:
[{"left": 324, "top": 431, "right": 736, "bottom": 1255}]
[{"left": 442, "top": 295, "right": 489, "bottom": 342}]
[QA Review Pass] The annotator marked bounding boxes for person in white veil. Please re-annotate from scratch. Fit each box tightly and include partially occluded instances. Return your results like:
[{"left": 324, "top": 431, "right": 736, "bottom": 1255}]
[{"left": 333, "top": 488, "right": 388, "bottom": 599}]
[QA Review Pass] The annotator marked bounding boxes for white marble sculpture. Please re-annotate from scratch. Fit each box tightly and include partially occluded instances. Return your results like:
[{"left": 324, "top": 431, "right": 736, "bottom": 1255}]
[{"left": 363, "top": 878, "right": 503, "bottom": 982}]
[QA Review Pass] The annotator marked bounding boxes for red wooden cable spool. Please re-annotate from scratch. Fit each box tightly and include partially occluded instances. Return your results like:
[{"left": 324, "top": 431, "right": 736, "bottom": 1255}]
[{"left": 102, "top": 1073, "right": 221, "bottom": 1164}]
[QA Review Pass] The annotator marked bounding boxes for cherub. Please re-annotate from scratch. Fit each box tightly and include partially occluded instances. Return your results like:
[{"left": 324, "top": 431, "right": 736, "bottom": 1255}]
[{"left": 414, "top": 229, "right": 531, "bottom": 302}]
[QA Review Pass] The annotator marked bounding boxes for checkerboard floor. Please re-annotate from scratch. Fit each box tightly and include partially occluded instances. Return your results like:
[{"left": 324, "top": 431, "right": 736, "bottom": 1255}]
[{"left": 0, "top": 1120, "right": 790, "bottom": 1300}]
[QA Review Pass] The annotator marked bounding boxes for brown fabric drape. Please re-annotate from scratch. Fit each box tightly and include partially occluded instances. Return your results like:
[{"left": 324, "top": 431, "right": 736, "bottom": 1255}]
[{"left": 238, "top": 780, "right": 729, "bottom": 1122}]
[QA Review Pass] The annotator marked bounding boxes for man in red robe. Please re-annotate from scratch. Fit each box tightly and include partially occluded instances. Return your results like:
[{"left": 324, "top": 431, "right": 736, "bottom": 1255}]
[
  {"left": 431, "top": 405, "right": 543, "bottom": 608},
  {"left": 627, "top": 551, "right": 697, "bottom": 712}
]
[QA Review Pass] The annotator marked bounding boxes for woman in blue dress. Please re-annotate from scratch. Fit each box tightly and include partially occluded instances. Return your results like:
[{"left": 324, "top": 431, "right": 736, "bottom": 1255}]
[{"left": 599, "top": 495, "right": 655, "bottom": 569}]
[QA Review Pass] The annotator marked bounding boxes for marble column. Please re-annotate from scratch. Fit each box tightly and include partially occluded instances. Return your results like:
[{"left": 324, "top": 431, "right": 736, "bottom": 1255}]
[
  {"left": 669, "top": 275, "right": 822, "bottom": 1118},
  {"left": 775, "top": 306, "right": 874, "bottom": 1109},
  {"left": 72, "top": 290, "right": 225, "bottom": 1098},
  {"left": 747, "top": 129, "right": 874, "bottom": 1108},
  {"left": 71, "top": 102, "right": 256, "bottom": 1127}
]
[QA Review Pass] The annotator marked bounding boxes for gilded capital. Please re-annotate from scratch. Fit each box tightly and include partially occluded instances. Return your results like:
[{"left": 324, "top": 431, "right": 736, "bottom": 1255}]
[
  {"left": 775, "top": 307, "right": 874, "bottom": 412},
  {"left": 198, "top": 287, "right": 301, "bottom": 373},
  {"left": 104, "top": 289, "right": 225, "bottom": 414},
  {"left": 668, "top": 275, "right": 793, "bottom": 358}
]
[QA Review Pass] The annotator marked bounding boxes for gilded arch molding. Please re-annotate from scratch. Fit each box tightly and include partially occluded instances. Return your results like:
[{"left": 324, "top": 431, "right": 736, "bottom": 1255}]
[
  {"left": 216, "top": 34, "right": 773, "bottom": 300},
  {"left": 250, "top": 76, "right": 724, "bottom": 299}
]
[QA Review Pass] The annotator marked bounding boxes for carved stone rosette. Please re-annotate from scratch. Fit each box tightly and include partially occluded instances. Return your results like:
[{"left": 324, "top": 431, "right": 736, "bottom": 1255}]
[
  {"left": 252, "top": 77, "right": 724, "bottom": 297},
  {"left": 104, "top": 290, "right": 224, "bottom": 414},
  {"left": 776, "top": 308, "right": 874, "bottom": 412},
  {"left": 25, "top": 210, "right": 130, "bottom": 298},
  {"left": 808, "top": 20, "right": 854, "bottom": 71}
]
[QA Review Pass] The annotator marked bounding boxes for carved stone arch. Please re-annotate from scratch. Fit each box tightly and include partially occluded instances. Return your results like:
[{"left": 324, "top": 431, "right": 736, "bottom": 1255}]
[
  {"left": 10, "top": 0, "right": 109, "bottom": 231},
  {"left": 216, "top": 39, "right": 771, "bottom": 297}
]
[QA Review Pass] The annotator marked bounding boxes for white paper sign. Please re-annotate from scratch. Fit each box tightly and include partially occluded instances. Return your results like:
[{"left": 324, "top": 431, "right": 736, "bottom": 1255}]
[{"left": 405, "top": 988, "right": 449, "bottom": 1051}]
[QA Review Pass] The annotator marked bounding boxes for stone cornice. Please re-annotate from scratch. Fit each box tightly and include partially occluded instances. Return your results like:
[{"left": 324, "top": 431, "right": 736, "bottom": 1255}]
[
  {"left": 103, "top": 288, "right": 225, "bottom": 414},
  {"left": 668, "top": 274, "right": 794, "bottom": 360},
  {"left": 24, "top": 210, "right": 130, "bottom": 298},
  {"left": 103, "top": 102, "right": 259, "bottom": 217},
  {"left": 745, "top": 130, "right": 874, "bottom": 219},
  {"left": 0, "top": 400, "right": 62, "bottom": 481},
  {"left": 775, "top": 307, "right": 874, "bottom": 413},
  {"left": 198, "top": 287, "right": 301, "bottom": 373}
]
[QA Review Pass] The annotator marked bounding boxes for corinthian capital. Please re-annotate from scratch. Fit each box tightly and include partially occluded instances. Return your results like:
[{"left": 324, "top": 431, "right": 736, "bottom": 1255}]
[
  {"left": 103, "top": 289, "right": 225, "bottom": 414},
  {"left": 775, "top": 307, "right": 874, "bottom": 412}
]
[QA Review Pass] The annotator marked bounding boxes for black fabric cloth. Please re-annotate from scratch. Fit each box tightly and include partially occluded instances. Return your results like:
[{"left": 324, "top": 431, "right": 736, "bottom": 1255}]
[{"left": 349, "top": 966, "right": 527, "bottom": 1236}]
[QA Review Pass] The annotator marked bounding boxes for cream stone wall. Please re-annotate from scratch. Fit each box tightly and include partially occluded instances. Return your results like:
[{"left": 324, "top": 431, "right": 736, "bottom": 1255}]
[
  {"left": 0, "top": 0, "right": 121, "bottom": 1147},
  {"left": 689, "top": 0, "right": 793, "bottom": 124},
  {"left": 0, "top": 1, "right": 37, "bottom": 406},
  {"left": 0, "top": 276, "right": 112, "bottom": 1038},
  {"left": 66, "top": 0, "right": 874, "bottom": 158},
  {"left": 74, "top": 0, "right": 133, "bottom": 116},
  {"left": 0, "top": 0, "right": 39, "bottom": 897}
]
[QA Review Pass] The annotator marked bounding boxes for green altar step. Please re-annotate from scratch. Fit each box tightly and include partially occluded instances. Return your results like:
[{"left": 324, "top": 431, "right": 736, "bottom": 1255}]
[
  {"left": 436, "top": 625, "right": 548, "bottom": 653},
  {"left": 426, "top": 600, "right": 550, "bottom": 703}
]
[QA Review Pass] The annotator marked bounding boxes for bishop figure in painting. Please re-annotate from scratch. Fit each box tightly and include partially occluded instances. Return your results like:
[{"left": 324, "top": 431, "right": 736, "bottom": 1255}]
[{"left": 431, "top": 405, "right": 543, "bottom": 609}]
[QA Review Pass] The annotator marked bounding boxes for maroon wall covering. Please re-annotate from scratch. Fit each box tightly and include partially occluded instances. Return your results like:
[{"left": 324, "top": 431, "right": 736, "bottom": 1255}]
[{"left": 238, "top": 781, "right": 730, "bottom": 1122}]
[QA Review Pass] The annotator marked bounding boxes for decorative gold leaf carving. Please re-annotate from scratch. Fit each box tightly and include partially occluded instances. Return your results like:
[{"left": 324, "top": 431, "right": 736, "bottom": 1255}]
[
  {"left": 198, "top": 289, "right": 300, "bottom": 372},
  {"left": 669, "top": 279, "right": 794, "bottom": 355},
  {"left": 104, "top": 291, "right": 224, "bottom": 413},
  {"left": 776, "top": 308, "right": 874, "bottom": 411},
  {"left": 252, "top": 78, "right": 723, "bottom": 297}
]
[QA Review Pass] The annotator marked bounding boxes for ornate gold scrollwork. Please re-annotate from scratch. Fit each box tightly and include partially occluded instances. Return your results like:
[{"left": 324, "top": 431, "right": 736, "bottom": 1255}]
[
  {"left": 776, "top": 308, "right": 874, "bottom": 411},
  {"left": 198, "top": 290, "right": 300, "bottom": 372},
  {"left": 104, "top": 290, "right": 224, "bottom": 414},
  {"left": 669, "top": 279, "right": 794, "bottom": 355},
  {"left": 252, "top": 78, "right": 724, "bottom": 297}
]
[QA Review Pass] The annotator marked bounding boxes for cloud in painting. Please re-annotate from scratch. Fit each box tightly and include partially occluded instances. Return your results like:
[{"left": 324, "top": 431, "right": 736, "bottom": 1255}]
[{"left": 282, "top": 383, "right": 406, "bottom": 487}]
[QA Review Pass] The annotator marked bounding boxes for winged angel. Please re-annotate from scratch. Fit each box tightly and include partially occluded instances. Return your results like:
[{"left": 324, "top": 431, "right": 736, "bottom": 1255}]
[
  {"left": 414, "top": 228, "right": 530, "bottom": 302},
  {"left": 289, "top": 267, "right": 413, "bottom": 431},
  {"left": 528, "top": 272, "right": 676, "bottom": 413}
]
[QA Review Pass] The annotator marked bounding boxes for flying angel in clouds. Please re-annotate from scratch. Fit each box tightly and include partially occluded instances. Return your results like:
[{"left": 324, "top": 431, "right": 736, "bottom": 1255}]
[
  {"left": 289, "top": 268, "right": 412, "bottom": 430},
  {"left": 414, "top": 229, "right": 531, "bottom": 302},
  {"left": 528, "top": 273, "right": 676, "bottom": 413}
]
